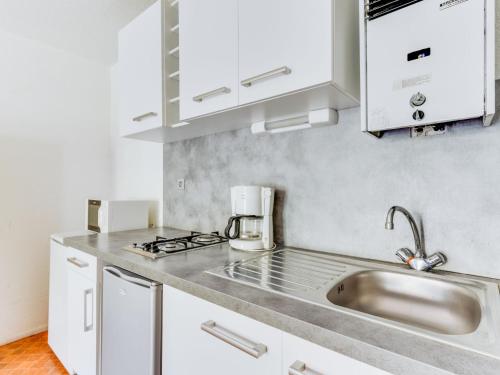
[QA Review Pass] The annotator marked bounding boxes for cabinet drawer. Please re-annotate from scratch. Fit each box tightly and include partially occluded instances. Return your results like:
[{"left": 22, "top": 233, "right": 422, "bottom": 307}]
[
  {"left": 283, "top": 333, "right": 390, "bottom": 375},
  {"left": 163, "top": 285, "right": 282, "bottom": 375},
  {"left": 66, "top": 247, "right": 97, "bottom": 281}
]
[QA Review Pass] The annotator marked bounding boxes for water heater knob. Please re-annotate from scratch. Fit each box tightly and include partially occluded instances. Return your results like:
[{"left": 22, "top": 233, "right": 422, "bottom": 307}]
[
  {"left": 412, "top": 110, "right": 425, "bottom": 121},
  {"left": 410, "top": 92, "right": 426, "bottom": 107}
]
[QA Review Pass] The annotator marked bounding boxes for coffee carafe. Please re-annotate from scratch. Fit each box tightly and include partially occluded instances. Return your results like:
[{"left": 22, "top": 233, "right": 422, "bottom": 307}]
[{"left": 224, "top": 186, "right": 275, "bottom": 251}]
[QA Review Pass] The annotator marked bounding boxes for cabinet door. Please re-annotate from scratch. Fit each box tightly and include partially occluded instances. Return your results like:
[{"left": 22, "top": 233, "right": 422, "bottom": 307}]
[
  {"left": 238, "top": 0, "right": 333, "bottom": 105},
  {"left": 179, "top": 0, "right": 238, "bottom": 120},
  {"left": 68, "top": 270, "right": 97, "bottom": 375},
  {"left": 283, "top": 333, "right": 390, "bottom": 375},
  {"left": 163, "top": 286, "right": 281, "bottom": 375},
  {"left": 48, "top": 240, "right": 70, "bottom": 371},
  {"left": 119, "top": 1, "right": 164, "bottom": 136}
]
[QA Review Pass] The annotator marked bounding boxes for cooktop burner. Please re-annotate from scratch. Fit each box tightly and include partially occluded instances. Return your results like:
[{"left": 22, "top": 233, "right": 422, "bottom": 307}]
[
  {"left": 123, "top": 231, "right": 227, "bottom": 259},
  {"left": 191, "top": 234, "right": 221, "bottom": 244}
]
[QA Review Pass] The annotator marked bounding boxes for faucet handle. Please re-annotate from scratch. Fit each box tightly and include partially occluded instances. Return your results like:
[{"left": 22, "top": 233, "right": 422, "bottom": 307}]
[
  {"left": 395, "top": 248, "right": 414, "bottom": 264},
  {"left": 425, "top": 252, "right": 447, "bottom": 268}
]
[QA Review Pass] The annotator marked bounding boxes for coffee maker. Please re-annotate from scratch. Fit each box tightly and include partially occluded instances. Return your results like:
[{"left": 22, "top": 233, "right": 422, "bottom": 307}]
[{"left": 224, "top": 186, "right": 275, "bottom": 251}]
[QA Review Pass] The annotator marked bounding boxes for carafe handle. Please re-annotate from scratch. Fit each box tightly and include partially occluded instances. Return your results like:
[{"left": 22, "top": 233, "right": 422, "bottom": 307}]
[{"left": 224, "top": 216, "right": 241, "bottom": 239}]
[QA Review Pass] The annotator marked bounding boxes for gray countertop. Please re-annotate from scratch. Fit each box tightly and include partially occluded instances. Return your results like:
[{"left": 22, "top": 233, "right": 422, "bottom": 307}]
[{"left": 63, "top": 227, "right": 500, "bottom": 375}]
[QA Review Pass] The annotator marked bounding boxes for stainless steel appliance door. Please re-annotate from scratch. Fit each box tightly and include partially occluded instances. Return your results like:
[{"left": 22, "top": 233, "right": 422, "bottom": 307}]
[{"left": 101, "top": 266, "right": 162, "bottom": 375}]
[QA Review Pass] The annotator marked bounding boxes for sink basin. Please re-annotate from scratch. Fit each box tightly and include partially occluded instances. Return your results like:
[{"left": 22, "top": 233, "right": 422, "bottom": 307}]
[{"left": 327, "top": 270, "right": 482, "bottom": 335}]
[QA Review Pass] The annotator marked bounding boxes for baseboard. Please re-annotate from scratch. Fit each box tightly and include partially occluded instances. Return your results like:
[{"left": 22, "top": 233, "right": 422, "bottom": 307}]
[{"left": 0, "top": 324, "right": 48, "bottom": 346}]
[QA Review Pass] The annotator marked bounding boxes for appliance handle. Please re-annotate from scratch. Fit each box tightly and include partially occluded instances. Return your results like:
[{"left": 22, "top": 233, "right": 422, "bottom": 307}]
[
  {"left": 288, "top": 361, "right": 324, "bottom": 375},
  {"left": 103, "top": 266, "right": 158, "bottom": 289},
  {"left": 200, "top": 320, "right": 267, "bottom": 358}
]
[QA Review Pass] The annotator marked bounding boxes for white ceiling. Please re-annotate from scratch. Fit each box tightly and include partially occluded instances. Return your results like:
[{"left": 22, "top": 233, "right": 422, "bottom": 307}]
[{"left": 0, "top": 0, "right": 156, "bottom": 64}]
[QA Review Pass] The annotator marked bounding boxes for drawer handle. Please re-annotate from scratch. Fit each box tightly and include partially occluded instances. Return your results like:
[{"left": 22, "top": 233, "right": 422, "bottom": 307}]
[
  {"left": 132, "top": 112, "right": 158, "bottom": 122},
  {"left": 193, "top": 87, "right": 231, "bottom": 102},
  {"left": 241, "top": 66, "right": 291, "bottom": 87},
  {"left": 200, "top": 320, "right": 267, "bottom": 358},
  {"left": 66, "top": 257, "right": 89, "bottom": 268},
  {"left": 288, "top": 360, "right": 324, "bottom": 375}
]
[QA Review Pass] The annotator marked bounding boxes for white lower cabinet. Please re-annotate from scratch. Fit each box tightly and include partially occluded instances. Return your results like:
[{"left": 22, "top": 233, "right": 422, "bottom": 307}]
[
  {"left": 283, "top": 333, "right": 390, "bottom": 375},
  {"left": 163, "top": 285, "right": 282, "bottom": 375},
  {"left": 48, "top": 240, "right": 70, "bottom": 371},
  {"left": 48, "top": 241, "right": 97, "bottom": 375},
  {"left": 163, "top": 285, "right": 389, "bottom": 375},
  {"left": 67, "top": 267, "right": 97, "bottom": 375}
]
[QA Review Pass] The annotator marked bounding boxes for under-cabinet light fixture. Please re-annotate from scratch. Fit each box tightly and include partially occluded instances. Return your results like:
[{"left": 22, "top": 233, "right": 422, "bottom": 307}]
[{"left": 251, "top": 108, "right": 338, "bottom": 135}]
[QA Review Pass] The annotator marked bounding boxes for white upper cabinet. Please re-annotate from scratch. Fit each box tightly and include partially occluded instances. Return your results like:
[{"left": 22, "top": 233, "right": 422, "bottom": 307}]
[
  {"left": 178, "top": 0, "right": 359, "bottom": 123},
  {"left": 118, "top": 0, "right": 182, "bottom": 140},
  {"left": 179, "top": 0, "right": 238, "bottom": 120},
  {"left": 238, "top": 0, "right": 333, "bottom": 105},
  {"left": 119, "top": 1, "right": 164, "bottom": 137},
  {"left": 118, "top": 0, "right": 359, "bottom": 142}
]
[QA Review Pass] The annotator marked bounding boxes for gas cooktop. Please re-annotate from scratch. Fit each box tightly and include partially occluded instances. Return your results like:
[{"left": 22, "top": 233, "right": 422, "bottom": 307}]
[{"left": 123, "top": 231, "right": 228, "bottom": 259}]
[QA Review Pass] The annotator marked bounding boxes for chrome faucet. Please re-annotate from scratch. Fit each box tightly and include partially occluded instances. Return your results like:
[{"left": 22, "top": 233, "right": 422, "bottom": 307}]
[{"left": 385, "top": 206, "right": 446, "bottom": 271}]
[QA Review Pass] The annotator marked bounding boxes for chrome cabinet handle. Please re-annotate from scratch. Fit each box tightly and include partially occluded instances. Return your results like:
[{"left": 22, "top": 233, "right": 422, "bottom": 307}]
[
  {"left": 193, "top": 87, "right": 231, "bottom": 102},
  {"left": 241, "top": 66, "right": 291, "bottom": 87},
  {"left": 200, "top": 320, "right": 267, "bottom": 358},
  {"left": 132, "top": 112, "right": 158, "bottom": 122},
  {"left": 67, "top": 257, "right": 89, "bottom": 268},
  {"left": 83, "top": 288, "right": 93, "bottom": 332},
  {"left": 288, "top": 361, "right": 324, "bottom": 375}
]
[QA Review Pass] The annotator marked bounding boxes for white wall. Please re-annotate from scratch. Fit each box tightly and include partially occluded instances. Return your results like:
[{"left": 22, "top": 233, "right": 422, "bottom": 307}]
[
  {"left": 109, "top": 65, "right": 163, "bottom": 226},
  {"left": 164, "top": 97, "right": 500, "bottom": 279},
  {"left": 0, "top": 30, "right": 112, "bottom": 345}
]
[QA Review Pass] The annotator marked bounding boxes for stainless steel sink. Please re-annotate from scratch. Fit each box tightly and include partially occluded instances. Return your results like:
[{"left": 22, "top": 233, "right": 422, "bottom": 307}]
[
  {"left": 206, "top": 248, "right": 500, "bottom": 357},
  {"left": 326, "top": 270, "right": 482, "bottom": 335}
]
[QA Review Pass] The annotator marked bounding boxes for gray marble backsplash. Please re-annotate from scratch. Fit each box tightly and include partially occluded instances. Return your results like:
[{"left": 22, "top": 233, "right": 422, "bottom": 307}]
[{"left": 164, "top": 89, "right": 500, "bottom": 278}]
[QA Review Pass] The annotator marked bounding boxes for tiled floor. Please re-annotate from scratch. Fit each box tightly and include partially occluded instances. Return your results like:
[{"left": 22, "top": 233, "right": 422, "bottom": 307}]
[{"left": 0, "top": 332, "right": 67, "bottom": 374}]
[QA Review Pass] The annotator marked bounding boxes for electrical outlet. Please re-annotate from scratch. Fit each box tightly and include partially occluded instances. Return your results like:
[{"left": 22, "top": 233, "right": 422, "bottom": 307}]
[
  {"left": 411, "top": 124, "right": 448, "bottom": 138},
  {"left": 176, "top": 179, "right": 185, "bottom": 190}
]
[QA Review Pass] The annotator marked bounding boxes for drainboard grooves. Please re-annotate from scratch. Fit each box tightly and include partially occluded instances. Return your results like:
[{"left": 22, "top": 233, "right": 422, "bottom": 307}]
[
  {"left": 222, "top": 268, "right": 305, "bottom": 292},
  {"left": 240, "top": 262, "right": 333, "bottom": 284},
  {"left": 262, "top": 256, "right": 346, "bottom": 276},
  {"left": 271, "top": 252, "right": 347, "bottom": 272},
  {"left": 216, "top": 249, "right": 346, "bottom": 292},
  {"left": 234, "top": 264, "right": 322, "bottom": 289},
  {"left": 229, "top": 266, "right": 315, "bottom": 291},
  {"left": 273, "top": 251, "right": 346, "bottom": 270}
]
